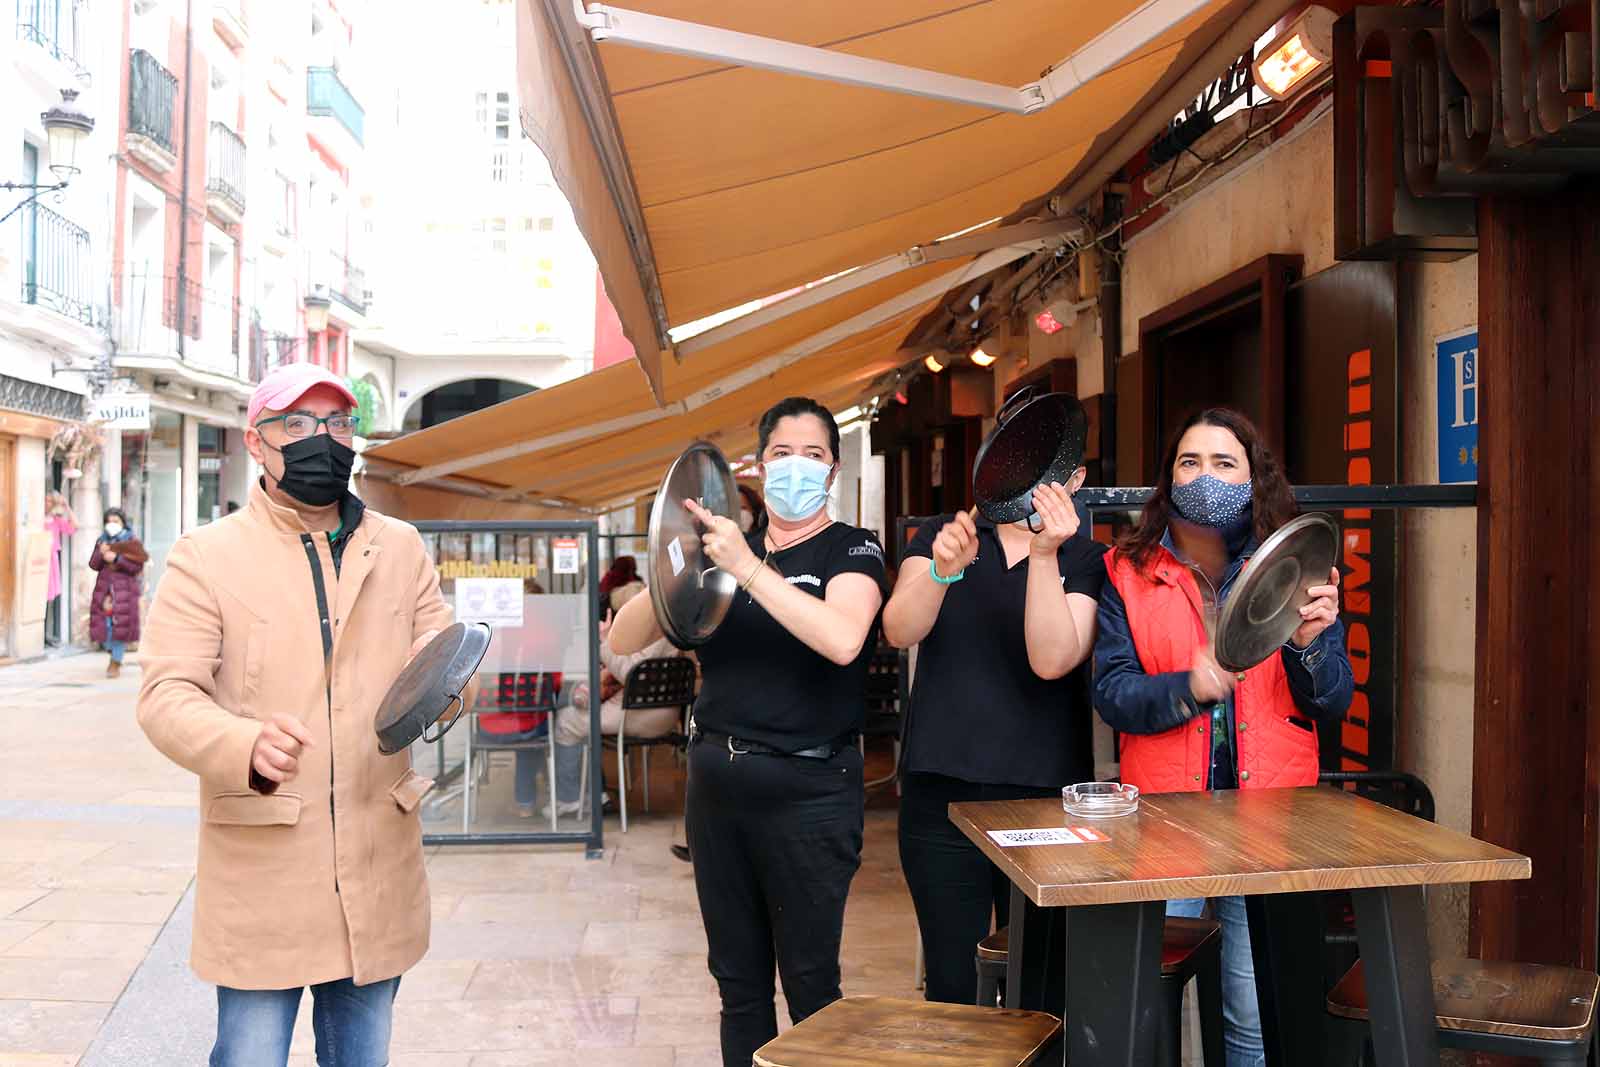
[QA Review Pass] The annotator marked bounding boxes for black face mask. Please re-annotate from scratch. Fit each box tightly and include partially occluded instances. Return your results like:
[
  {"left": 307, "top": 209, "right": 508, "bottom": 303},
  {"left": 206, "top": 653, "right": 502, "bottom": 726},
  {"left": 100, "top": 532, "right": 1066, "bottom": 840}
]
[{"left": 266, "top": 434, "right": 355, "bottom": 507}]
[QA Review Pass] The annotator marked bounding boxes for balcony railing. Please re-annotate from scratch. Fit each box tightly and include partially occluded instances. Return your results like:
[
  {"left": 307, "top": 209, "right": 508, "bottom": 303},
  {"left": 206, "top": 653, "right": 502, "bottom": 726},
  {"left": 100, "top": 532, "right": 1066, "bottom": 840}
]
[
  {"left": 306, "top": 67, "right": 364, "bottom": 146},
  {"left": 206, "top": 121, "right": 246, "bottom": 214},
  {"left": 328, "top": 252, "right": 367, "bottom": 315},
  {"left": 19, "top": 202, "right": 94, "bottom": 325},
  {"left": 118, "top": 268, "right": 244, "bottom": 378},
  {"left": 16, "top": 0, "right": 85, "bottom": 75},
  {"left": 249, "top": 313, "right": 301, "bottom": 383},
  {"left": 128, "top": 48, "right": 178, "bottom": 153}
]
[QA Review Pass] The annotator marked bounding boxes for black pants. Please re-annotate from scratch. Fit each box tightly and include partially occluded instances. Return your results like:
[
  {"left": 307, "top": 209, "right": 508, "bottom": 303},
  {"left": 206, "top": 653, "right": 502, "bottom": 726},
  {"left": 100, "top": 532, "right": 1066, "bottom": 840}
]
[
  {"left": 686, "top": 737, "right": 864, "bottom": 1067},
  {"left": 898, "top": 771, "right": 1059, "bottom": 1005}
]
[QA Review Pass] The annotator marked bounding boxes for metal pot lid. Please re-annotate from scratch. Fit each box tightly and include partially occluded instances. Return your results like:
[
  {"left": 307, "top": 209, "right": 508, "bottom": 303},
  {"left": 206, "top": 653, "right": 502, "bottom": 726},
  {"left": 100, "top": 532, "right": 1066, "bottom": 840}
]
[
  {"left": 1214, "top": 513, "right": 1340, "bottom": 673},
  {"left": 374, "top": 622, "right": 492, "bottom": 755},
  {"left": 972, "top": 391, "right": 1088, "bottom": 525},
  {"left": 647, "top": 441, "right": 740, "bottom": 648}
]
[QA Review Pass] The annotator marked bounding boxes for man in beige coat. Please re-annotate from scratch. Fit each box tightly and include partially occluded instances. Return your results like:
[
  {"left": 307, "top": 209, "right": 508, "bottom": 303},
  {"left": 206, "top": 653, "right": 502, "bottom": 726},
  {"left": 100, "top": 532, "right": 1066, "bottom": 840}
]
[{"left": 138, "top": 362, "right": 452, "bottom": 1067}]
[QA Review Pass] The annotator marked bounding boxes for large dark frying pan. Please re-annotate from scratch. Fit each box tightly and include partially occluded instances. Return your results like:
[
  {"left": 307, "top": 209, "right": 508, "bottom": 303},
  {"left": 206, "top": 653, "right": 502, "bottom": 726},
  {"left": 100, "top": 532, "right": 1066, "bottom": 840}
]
[
  {"left": 374, "top": 622, "right": 493, "bottom": 755},
  {"left": 1214, "top": 513, "right": 1340, "bottom": 671},
  {"left": 971, "top": 388, "right": 1089, "bottom": 531},
  {"left": 647, "top": 441, "right": 740, "bottom": 648}
]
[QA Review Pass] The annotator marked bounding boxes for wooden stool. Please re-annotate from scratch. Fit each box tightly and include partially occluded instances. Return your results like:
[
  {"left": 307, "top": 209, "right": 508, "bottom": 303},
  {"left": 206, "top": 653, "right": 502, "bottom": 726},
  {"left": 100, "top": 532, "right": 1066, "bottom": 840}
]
[
  {"left": 1327, "top": 957, "right": 1600, "bottom": 1064},
  {"left": 752, "top": 995, "right": 1061, "bottom": 1067},
  {"left": 975, "top": 916, "right": 1224, "bottom": 1067}
]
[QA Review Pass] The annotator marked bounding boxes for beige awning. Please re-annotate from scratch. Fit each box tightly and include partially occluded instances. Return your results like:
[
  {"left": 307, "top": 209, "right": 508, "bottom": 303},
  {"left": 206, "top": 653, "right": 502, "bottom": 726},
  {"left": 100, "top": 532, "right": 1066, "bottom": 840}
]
[
  {"left": 367, "top": 0, "right": 1296, "bottom": 508},
  {"left": 517, "top": 0, "right": 1294, "bottom": 398},
  {"left": 365, "top": 301, "right": 924, "bottom": 508}
]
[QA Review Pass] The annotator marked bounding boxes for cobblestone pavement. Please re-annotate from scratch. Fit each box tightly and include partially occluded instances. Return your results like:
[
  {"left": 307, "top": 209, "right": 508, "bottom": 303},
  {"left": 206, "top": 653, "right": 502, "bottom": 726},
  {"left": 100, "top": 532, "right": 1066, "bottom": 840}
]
[{"left": 0, "top": 651, "right": 922, "bottom": 1066}]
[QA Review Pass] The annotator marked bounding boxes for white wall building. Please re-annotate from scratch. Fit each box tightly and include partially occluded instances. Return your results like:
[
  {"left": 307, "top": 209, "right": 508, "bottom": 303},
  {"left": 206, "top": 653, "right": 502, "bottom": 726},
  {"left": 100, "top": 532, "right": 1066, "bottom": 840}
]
[
  {"left": 351, "top": 0, "right": 597, "bottom": 436},
  {"left": 0, "top": 0, "right": 121, "bottom": 659}
]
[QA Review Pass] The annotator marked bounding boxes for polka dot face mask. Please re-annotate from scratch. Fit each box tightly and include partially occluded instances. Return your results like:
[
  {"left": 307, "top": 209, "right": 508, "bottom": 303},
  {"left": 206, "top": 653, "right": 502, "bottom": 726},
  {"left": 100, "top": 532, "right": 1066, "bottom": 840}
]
[{"left": 1170, "top": 475, "right": 1253, "bottom": 528}]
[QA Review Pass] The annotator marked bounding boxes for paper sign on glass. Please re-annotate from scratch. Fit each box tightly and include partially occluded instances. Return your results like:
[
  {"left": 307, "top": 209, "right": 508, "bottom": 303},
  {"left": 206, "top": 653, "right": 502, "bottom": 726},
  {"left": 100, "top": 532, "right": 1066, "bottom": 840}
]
[
  {"left": 454, "top": 577, "right": 525, "bottom": 628},
  {"left": 552, "top": 538, "right": 581, "bottom": 575},
  {"left": 988, "top": 826, "right": 1110, "bottom": 847}
]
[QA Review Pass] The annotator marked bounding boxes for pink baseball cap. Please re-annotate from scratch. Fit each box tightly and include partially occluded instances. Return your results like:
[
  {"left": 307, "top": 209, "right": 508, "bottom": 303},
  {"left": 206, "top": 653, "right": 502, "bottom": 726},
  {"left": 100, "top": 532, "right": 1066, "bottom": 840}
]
[{"left": 248, "top": 362, "right": 359, "bottom": 426}]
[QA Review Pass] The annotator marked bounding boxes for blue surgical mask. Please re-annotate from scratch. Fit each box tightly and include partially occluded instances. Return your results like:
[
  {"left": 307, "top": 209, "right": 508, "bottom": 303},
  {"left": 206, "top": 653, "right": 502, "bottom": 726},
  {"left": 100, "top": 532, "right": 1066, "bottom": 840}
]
[
  {"left": 763, "top": 455, "right": 831, "bottom": 522},
  {"left": 1171, "top": 475, "right": 1252, "bottom": 527}
]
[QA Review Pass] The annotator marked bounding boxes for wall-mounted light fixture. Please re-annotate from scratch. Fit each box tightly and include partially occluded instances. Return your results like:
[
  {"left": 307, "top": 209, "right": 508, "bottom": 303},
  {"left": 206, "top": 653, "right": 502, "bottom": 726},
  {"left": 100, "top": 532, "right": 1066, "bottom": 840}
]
[
  {"left": 923, "top": 353, "right": 947, "bottom": 373},
  {"left": 968, "top": 345, "right": 997, "bottom": 367},
  {"left": 1, "top": 89, "right": 95, "bottom": 225},
  {"left": 303, "top": 292, "right": 332, "bottom": 334},
  {"left": 1252, "top": 6, "right": 1335, "bottom": 101}
]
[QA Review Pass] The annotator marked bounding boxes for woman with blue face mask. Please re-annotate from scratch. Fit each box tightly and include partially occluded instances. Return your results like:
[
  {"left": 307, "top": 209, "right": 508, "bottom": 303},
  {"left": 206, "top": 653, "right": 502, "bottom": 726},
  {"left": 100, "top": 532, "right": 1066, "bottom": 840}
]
[
  {"left": 609, "top": 396, "right": 887, "bottom": 1067},
  {"left": 1093, "top": 407, "right": 1354, "bottom": 1067}
]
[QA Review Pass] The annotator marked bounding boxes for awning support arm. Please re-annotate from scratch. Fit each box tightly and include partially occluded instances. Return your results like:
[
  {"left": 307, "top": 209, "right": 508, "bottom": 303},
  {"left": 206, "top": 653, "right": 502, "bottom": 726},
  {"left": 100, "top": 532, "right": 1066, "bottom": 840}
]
[
  {"left": 576, "top": 0, "right": 1213, "bottom": 116},
  {"left": 675, "top": 216, "right": 1085, "bottom": 356}
]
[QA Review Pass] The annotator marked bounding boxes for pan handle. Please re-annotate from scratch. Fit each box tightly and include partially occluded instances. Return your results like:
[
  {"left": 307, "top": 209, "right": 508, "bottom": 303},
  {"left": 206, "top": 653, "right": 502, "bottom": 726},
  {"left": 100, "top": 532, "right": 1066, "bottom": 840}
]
[
  {"left": 422, "top": 693, "right": 466, "bottom": 745},
  {"left": 995, "top": 385, "right": 1036, "bottom": 428}
]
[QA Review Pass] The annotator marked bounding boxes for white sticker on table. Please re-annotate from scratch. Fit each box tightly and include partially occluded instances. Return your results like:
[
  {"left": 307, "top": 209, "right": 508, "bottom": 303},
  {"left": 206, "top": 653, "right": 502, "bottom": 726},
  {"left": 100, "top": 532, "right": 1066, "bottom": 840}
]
[
  {"left": 667, "top": 537, "right": 686, "bottom": 577},
  {"left": 988, "top": 826, "right": 1109, "bottom": 847}
]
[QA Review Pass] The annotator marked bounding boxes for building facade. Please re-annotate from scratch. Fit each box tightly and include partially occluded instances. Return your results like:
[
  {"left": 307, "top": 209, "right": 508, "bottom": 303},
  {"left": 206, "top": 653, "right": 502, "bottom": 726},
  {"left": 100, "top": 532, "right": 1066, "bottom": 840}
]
[
  {"left": 350, "top": 0, "right": 596, "bottom": 439},
  {"left": 1, "top": 0, "right": 121, "bottom": 660},
  {"left": 102, "top": 0, "right": 372, "bottom": 596}
]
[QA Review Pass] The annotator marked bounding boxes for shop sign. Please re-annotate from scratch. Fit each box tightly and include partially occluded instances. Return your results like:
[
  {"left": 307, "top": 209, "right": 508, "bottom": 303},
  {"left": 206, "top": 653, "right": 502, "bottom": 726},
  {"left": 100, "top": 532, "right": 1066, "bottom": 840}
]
[
  {"left": 551, "top": 537, "right": 581, "bottom": 575},
  {"left": 437, "top": 560, "right": 538, "bottom": 579},
  {"left": 1285, "top": 261, "right": 1399, "bottom": 775},
  {"left": 454, "top": 577, "right": 525, "bottom": 628},
  {"left": 91, "top": 394, "right": 152, "bottom": 431},
  {"left": 1434, "top": 327, "right": 1478, "bottom": 484}
]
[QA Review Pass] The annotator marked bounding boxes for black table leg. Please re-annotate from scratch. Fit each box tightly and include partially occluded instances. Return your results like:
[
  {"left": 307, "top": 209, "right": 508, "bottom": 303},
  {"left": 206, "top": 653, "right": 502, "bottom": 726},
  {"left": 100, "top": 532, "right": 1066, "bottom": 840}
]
[
  {"left": 1006, "top": 881, "right": 1027, "bottom": 1010},
  {"left": 1352, "top": 885, "right": 1438, "bottom": 1067},
  {"left": 1247, "top": 891, "right": 1328, "bottom": 1067},
  {"left": 1062, "top": 900, "right": 1167, "bottom": 1067}
]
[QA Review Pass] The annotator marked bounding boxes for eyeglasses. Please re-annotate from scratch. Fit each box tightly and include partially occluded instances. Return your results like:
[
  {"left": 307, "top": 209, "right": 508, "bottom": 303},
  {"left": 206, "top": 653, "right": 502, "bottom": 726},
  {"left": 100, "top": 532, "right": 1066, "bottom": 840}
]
[{"left": 255, "top": 413, "right": 357, "bottom": 439}]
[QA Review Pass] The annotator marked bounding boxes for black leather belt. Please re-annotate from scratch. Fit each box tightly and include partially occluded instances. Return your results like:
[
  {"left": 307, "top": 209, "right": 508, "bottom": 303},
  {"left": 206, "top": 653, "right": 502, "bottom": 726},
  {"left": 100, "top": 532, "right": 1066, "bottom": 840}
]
[{"left": 693, "top": 728, "right": 857, "bottom": 762}]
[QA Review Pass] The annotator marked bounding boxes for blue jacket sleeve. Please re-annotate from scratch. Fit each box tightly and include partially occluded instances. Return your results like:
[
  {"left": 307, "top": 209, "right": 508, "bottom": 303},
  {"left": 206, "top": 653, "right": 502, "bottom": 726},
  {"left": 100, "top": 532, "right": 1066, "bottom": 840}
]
[
  {"left": 1093, "top": 581, "right": 1199, "bottom": 736},
  {"left": 1279, "top": 619, "right": 1356, "bottom": 722}
]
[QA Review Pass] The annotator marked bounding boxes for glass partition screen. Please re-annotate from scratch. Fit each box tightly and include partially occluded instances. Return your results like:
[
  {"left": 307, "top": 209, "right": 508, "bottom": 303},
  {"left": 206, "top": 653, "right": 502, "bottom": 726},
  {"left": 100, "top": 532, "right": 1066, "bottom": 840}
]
[{"left": 413, "top": 521, "right": 603, "bottom": 854}]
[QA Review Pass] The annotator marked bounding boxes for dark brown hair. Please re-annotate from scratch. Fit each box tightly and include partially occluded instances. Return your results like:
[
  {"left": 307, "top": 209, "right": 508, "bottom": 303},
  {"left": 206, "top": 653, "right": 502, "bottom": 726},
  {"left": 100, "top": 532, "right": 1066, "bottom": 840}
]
[
  {"left": 1118, "top": 408, "right": 1296, "bottom": 573},
  {"left": 757, "top": 396, "right": 839, "bottom": 461}
]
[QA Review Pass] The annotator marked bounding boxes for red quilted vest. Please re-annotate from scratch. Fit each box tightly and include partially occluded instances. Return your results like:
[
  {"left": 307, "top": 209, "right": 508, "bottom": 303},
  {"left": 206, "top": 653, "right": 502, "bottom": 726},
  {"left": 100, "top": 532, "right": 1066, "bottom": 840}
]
[{"left": 1105, "top": 547, "right": 1319, "bottom": 794}]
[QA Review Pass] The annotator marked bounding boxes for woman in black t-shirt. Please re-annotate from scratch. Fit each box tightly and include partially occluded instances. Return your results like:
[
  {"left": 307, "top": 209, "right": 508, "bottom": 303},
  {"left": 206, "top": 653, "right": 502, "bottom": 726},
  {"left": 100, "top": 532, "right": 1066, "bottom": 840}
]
[
  {"left": 882, "top": 478, "right": 1107, "bottom": 1005},
  {"left": 610, "top": 397, "right": 886, "bottom": 1067}
]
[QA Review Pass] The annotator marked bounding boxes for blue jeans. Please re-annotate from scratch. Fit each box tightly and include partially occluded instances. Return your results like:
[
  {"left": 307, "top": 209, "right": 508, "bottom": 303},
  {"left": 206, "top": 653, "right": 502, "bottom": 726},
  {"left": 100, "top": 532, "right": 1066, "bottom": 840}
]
[
  {"left": 211, "top": 976, "right": 400, "bottom": 1067},
  {"left": 1168, "top": 896, "right": 1263, "bottom": 1067},
  {"left": 104, "top": 614, "right": 125, "bottom": 663}
]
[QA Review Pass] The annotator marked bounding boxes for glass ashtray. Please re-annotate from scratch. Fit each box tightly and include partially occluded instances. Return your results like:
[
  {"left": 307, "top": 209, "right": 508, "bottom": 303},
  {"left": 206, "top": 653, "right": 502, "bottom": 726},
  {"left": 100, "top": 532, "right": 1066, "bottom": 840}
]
[{"left": 1062, "top": 781, "right": 1140, "bottom": 819}]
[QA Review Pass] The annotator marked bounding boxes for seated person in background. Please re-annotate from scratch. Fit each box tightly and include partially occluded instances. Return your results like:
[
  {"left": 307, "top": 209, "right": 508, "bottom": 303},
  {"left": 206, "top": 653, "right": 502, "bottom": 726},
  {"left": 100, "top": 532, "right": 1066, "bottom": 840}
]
[{"left": 546, "top": 580, "right": 684, "bottom": 818}]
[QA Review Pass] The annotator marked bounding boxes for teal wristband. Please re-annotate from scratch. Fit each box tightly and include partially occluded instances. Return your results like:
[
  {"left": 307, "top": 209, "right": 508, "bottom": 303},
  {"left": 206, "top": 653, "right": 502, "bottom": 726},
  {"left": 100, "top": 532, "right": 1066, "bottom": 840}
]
[{"left": 929, "top": 563, "right": 965, "bottom": 585}]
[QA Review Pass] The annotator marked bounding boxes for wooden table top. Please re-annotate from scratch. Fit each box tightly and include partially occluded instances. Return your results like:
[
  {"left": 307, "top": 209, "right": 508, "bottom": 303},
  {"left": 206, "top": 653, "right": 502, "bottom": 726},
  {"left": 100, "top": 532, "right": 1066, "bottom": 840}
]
[{"left": 950, "top": 786, "right": 1530, "bottom": 908}]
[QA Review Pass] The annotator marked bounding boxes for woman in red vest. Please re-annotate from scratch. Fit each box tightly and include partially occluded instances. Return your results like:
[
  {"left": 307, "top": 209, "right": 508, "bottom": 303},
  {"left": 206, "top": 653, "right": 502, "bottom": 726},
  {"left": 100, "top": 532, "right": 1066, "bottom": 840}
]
[{"left": 1093, "top": 407, "right": 1352, "bottom": 1067}]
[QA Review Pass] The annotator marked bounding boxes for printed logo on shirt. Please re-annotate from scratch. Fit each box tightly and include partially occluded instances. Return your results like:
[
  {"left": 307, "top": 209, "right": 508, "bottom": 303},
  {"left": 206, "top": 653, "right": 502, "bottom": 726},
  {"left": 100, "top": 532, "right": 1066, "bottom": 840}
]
[
  {"left": 848, "top": 542, "right": 884, "bottom": 561},
  {"left": 786, "top": 574, "right": 823, "bottom": 587}
]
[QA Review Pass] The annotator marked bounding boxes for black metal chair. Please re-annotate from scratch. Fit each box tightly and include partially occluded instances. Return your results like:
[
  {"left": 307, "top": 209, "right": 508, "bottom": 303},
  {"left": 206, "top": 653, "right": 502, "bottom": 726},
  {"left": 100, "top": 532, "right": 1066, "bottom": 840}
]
[
  {"left": 861, "top": 644, "right": 902, "bottom": 790},
  {"left": 602, "top": 656, "right": 696, "bottom": 831},
  {"left": 1319, "top": 770, "right": 1435, "bottom": 822},
  {"left": 1318, "top": 771, "right": 1437, "bottom": 969}
]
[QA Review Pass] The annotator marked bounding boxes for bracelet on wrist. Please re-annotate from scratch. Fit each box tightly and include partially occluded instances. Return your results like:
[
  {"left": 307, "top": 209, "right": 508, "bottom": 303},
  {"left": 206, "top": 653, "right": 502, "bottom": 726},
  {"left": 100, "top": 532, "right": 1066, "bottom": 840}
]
[
  {"left": 929, "top": 562, "right": 965, "bottom": 585},
  {"left": 740, "top": 559, "right": 764, "bottom": 591}
]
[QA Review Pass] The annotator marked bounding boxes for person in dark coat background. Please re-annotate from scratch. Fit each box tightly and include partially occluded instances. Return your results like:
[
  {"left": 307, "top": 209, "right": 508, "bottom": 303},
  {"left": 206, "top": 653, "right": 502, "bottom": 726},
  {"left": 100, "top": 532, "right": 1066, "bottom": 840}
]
[{"left": 89, "top": 507, "right": 147, "bottom": 678}]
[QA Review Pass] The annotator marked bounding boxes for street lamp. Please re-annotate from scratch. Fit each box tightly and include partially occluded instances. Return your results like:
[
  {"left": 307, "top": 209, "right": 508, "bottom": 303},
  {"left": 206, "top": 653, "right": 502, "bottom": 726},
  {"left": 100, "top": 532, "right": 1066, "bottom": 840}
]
[
  {"left": 1, "top": 90, "right": 95, "bottom": 225},
  {"left": 42, "top": 90, "right": 95, "bottom": 180},
  {"left": 303, "top": 293, "right": 332, "bottom": 334}
]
